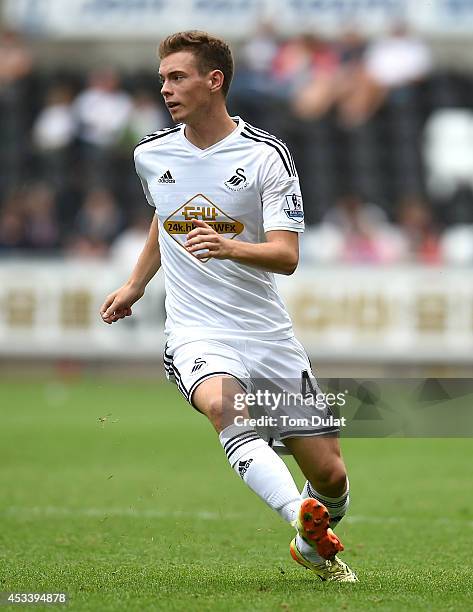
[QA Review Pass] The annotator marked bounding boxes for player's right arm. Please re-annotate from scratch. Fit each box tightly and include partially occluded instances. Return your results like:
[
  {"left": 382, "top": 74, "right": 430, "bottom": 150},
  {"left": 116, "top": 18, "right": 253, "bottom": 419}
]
[{"left": 100, "top": 215, "right": 161, "bottom": 324}]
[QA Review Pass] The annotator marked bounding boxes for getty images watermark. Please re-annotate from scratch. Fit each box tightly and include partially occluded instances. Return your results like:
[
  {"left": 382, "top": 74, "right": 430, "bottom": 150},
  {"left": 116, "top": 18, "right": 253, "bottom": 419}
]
[
  {"left": 232, "top": 388, "right": 347, "bottom": 429},
  {"left": 222, "top": 378, "right": 473, "bottom": 438}
]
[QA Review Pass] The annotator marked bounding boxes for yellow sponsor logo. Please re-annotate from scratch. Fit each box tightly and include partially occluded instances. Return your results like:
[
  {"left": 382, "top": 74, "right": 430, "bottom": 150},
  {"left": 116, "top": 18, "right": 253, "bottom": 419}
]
[
  {"left": 164, "top": 194, "right": 244, "bottom": 262},
  {"left": 164, "top": 221, "right": 195, "bottom": 234},
  {"left": 163, "top": 219, "right": 244, "bottom": 234},
  {"left": 182, "top": 205, "right": 218, "bottom": 221}
]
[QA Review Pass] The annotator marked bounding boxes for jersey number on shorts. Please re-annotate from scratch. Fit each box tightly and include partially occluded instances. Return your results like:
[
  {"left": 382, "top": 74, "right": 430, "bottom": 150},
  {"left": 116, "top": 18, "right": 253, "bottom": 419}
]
[{"left": 301, "top": 369, "right": 317, "bottom": 398}]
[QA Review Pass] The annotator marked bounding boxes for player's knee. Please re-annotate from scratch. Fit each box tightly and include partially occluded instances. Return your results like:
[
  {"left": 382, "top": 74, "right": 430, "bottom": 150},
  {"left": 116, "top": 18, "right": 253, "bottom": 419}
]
[
  {"left": 312, "top": 463, "right": 347, "bottom": 497},
  {"left": 202, "top": 396, "right": 224, "bottom": 425},
  {"left": 203, "top": 389, "right": 245, "bottom": 431}
]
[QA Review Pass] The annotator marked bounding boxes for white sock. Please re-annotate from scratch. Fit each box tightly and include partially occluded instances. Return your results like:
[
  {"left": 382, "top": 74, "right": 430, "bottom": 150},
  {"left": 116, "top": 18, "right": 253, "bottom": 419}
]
[
  {"left": 302, "top": 479, "right": 350, "bottom": 528},
  {"left": 296, "top": 479, "right": 350, "bottom": 564},
  {"left": 219, "top": 424, "right": 302, "bottom": 523}
]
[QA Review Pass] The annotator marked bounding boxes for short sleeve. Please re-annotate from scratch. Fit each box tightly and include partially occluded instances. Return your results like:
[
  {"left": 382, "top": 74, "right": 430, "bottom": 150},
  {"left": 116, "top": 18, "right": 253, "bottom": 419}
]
[
  {"left": 139, "top": 176, "right": 155, "bottom": 208},
  {"left": 134, "top": 152, "right": 155, "bottom": 208},
  {"left": 261, "top": 151, "right": 305, "bottom": 233}
]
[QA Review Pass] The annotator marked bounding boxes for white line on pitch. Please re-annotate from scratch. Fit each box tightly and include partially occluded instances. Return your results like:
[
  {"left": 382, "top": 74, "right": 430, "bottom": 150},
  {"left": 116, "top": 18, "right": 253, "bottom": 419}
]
[
  {"left": 1, "top": 506, "right": 472, "bottom": 528},
  {"left": 1, "top": 506, "right": 241, "bottom": 520}
]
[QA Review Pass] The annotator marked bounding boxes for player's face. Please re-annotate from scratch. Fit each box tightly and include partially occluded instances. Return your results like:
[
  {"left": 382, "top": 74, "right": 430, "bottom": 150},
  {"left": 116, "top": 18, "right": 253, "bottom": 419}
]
[{"left": 159, "top": 51, "right": 213, "bottom": 124}]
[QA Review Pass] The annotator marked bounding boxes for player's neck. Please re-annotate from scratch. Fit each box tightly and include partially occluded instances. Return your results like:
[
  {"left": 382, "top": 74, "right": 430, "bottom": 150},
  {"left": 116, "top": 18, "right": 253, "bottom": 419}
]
[{"left": 184, "top": 108, "right": 237, "bottom": 150}]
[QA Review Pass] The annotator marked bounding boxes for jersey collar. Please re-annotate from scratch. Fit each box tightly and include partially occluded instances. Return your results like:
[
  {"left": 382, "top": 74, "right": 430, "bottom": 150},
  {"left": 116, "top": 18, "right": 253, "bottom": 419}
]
[{"left": 179, "top": 116, "right": 245, "bottom": 157}]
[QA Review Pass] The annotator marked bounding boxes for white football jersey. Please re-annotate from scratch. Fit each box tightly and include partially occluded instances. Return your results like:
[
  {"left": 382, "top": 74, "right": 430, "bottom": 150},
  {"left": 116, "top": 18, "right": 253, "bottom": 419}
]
[{"left": 134, "top": 117, "right": 304, "bottom": 347}]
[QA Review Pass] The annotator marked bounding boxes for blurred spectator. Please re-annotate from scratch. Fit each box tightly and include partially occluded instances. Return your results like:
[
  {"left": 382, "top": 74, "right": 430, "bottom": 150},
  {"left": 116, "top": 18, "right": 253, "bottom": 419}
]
[
  {"left": 0, "top": 207, "right": 27, "bottom": 252},
  {"left": 396, "top": 195, "right": 440, "bottom": 264},
  {"left": 300, "top": 224, "right": 345, "bottom": 264},
  {"left": 110, "top": 212, "right": 152, "bottom": 273},
  {"left": 73, "top": 68, "right": 132, "bottom": 185},
  {"left": 0, "top": 30, "right": 34, "bottom": 193},
  {"left": 118, "top": 90, "right": 167, "bottom": 152},
  {"left": 333, "top": 29, "right": 367, "bottom": 120},
  {"left": 32, "top": 85, "right": 76, "bottom": 187},
  {"left": 23, "top": 182, "right": 60, "bottom": 251},
  {"left": 365, "top": 23, "right": 432, "bottom": 88},
  {"left": 0, "top": 29, "right": 33, "bottom": 87},
  {"left": 74, "top": 187, "right": 123, "bottom": 246},
  {"left": 290, "top": 35, "right": 340, "bottom": 120},
  {"left": 324, "top": 192, "right": 388, "bottom": 232},
  {"left": 0, "top": 189, "right": 26, "bottom": 252},
  {"left": 241, "top": 22, "right": 279, "bottom": 75},
  {"left": 65, "top": 235, "right": 110, "bottom": 259},
  {"left": 440, "top": 224, "right": 473, "bottom": 266},
  {"left": 336, "top": 28, "right": 367, "bottom": 68},
  {"left": 33, "top": 85, "right": 76, "bottom": 151},
  {"left": 74, "top": 68, "right": 132, "bottom": 147},
  {"left": 323, "top": 193, "right": 405, "bottom": 263},
  {"left": 424, "top": 109, "right": 473, "bottom": 199},
  {"left": 339, "top": 24, "right": 432, "bottom": 126},
  {"left": 272, "top": 33, "right": 339, "bottom": 119},
  {"left": 230, "top": 23, "right": 280, "bottom": 124}
]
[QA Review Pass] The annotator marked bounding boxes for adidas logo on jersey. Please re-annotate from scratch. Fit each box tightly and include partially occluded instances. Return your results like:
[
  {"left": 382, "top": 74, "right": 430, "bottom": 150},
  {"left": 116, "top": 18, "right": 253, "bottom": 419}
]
[
  {"left": 225, "top": 168, "right": 248, "bottom": 191},
  {"left": 158, "top": 170, "right": 175, "bottom": 184},
  {"left": 238, "top": 458, "right": 253, "bottom": 478}
]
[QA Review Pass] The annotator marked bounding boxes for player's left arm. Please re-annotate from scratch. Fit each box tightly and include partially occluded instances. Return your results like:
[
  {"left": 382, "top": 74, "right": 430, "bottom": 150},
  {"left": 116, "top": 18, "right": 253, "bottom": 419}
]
[{"left": 184, "top": 220, "right": 299, "bottom": 275}]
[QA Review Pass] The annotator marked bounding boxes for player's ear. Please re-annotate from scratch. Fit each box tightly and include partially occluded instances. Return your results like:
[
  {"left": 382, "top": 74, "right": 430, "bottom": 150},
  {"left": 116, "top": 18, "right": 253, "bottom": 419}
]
[{"left": 209, "top": 69, "right": 224, "bottom": 95}]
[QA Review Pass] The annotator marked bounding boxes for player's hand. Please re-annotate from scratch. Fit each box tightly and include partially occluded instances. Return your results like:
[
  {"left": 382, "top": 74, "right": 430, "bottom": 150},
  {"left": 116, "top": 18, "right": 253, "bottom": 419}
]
[
  {"left": 184, "top": 219, "right": 232, "bottom": 260},
  {"left": 100, "top": 284, "right": 144, "bottom": 324}
]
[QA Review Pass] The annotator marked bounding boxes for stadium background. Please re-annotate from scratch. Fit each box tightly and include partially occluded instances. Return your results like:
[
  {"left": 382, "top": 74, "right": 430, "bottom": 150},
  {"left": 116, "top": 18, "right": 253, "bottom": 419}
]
[
  {"left": 1, "top": 2, "right": 472, "bottom": 611},
  {"left": 1, "top": 0, "right": 473, "bottom": 372}
]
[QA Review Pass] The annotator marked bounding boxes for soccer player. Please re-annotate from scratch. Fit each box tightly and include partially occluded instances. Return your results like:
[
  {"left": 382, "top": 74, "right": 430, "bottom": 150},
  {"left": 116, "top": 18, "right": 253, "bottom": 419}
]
[{"left": 100, "top": 31, "right": 357, "bottom": 582}]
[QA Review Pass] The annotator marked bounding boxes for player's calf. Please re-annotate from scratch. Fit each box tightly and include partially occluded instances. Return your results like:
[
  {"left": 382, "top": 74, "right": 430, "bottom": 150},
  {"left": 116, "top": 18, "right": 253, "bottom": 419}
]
[
  {"left": 283, "top": 435, "right": 347, "bottom": 497},
  {"left": 219, "top": 423, "right": 302, "bottom": 524},
  {"left": 193, "top": 375, "right": 303, "bottom": 524}
]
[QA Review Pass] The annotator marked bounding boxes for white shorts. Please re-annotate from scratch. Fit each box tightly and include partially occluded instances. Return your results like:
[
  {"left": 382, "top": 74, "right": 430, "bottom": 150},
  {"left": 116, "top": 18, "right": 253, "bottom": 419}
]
[{"left": 163, "top": 336, "right": 339, "bottom": 441}]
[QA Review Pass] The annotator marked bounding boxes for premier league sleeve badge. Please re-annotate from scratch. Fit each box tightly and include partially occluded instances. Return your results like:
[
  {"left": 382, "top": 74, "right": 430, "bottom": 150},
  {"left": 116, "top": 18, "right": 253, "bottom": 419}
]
[{"left": 284, "top": 194, "right": 304, "bottom": 222}]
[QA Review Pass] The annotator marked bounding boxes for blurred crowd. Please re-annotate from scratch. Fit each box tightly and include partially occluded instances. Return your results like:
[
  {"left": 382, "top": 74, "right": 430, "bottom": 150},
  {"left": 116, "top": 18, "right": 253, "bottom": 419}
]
[
  {"left": 235, "top": 22, "right": 432, "bottom": 126},
  {"left": 1, "top": 25, "right": 473, "bottom": 265}
]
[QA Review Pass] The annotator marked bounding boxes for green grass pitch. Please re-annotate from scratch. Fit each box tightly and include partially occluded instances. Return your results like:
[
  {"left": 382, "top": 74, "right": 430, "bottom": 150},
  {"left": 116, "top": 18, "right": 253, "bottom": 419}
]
[{"left": 1, "top": 379, "right": 472, "bottom": 611}]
